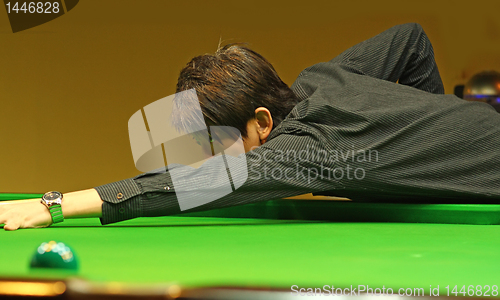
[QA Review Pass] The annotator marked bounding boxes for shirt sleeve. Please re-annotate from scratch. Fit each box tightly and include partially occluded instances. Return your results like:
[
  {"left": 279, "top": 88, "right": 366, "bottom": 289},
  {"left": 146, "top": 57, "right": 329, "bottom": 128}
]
[
  {"left": 93, "top": 174, "right": 176, "bottom": 225},
  {"left": 94, "top": 130, "right": 342, "bottom": 225},
  {"left": 319, "top": 23, "right": 444, "bottom": 94}
]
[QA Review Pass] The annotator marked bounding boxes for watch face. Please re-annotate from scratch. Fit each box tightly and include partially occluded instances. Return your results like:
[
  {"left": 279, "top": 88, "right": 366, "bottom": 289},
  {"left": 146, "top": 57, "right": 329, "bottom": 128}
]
[{"left": 43, "top": 191, "right": 62, "bottom": 204}]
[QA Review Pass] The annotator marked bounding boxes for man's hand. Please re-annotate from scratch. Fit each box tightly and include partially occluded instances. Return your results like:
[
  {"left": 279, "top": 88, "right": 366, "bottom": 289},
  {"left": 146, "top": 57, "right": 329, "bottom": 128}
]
[
  {"left": 0, "top": 189, "right": 104, "bottom": 231},
  {"left": 0, "top": 199, "right": 52, "bottom": 231}
]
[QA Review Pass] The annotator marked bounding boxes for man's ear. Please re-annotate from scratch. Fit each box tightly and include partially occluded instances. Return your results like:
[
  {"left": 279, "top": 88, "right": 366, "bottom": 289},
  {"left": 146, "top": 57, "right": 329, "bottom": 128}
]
[{"left": 254, "top": 107, "right": 273, "bottom": 143}]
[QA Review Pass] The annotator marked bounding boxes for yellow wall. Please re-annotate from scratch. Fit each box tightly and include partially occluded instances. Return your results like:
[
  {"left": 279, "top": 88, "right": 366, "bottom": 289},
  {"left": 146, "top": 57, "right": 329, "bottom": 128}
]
[{"left": 1, "top": 0, "right": 500, "bottom": 193}]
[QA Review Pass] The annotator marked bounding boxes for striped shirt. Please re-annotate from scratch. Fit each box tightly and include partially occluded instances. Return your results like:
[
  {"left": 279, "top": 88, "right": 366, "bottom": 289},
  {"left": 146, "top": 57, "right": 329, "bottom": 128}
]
[{"left": 95, "top": 23, "right": 500, "bottom": 225}]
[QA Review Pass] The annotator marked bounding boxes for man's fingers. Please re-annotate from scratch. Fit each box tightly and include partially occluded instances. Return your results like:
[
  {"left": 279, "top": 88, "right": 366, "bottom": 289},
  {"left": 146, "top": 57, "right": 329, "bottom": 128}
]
[
  {"left": 4, "top": 220, "right": 21, "bottom": 231},
  {"left": 0, "top": 213, "right": 9, "bottom": 230},
  {"left": 0, "top": 211, "right": 23, "bottom": 231},
  {"left": 0, "top": 211, "right": 7, "bottom": 226},
  {"left": 0, "top": 215, "right": 12, "bottom": 231},
  {"left": 0, "top": 200, "right": 51, "bottom": 230}
]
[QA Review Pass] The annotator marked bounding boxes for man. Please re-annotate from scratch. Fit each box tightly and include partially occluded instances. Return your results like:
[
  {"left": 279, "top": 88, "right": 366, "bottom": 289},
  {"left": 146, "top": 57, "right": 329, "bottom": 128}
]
[{"left": 2, "top": 23, "right": 500, "bottom": 230}]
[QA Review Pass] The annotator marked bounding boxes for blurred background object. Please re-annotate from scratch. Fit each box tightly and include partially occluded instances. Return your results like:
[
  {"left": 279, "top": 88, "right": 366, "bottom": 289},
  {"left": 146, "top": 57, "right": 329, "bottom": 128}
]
[{"left": 457, "top": 70, "right": 500, "bottom": 112}]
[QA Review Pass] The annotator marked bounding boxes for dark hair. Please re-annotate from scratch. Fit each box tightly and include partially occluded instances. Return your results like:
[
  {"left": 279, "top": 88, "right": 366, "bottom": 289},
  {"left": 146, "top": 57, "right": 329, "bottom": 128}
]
[{"left": 174, "top": 43, "right": 299, "bottom": 138}]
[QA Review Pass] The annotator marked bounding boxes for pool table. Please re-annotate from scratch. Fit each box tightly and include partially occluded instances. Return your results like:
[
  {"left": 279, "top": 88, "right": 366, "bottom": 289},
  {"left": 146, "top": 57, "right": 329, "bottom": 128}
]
[{"left": 1, "top": 192, "right": 500, "bottom": 299}]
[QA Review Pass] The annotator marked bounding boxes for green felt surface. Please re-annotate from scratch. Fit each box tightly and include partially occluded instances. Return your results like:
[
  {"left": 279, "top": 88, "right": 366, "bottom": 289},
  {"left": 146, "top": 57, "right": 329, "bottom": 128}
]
[
  {"left": 2, "top": 193, "right": 500, "bottom": 296},
  {"left": 183, "top": 200, "right": 500, "bottom": 225},
  {"left": 2, "top": 216, "right": 500, "bottom": 295}
]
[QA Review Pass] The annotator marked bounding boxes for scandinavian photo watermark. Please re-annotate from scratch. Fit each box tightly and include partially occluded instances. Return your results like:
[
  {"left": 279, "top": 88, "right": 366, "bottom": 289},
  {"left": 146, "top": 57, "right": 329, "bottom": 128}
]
[
  {"left": 290, "top": 284, "right": 499, "bottom": 297},
  {"left": 249, "top": 145, "right": 379, "bottom": 183}
]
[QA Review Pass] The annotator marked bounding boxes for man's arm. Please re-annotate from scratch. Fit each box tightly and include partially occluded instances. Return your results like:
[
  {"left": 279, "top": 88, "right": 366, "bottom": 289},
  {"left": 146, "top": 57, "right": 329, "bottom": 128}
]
[
  {"left": 303, "top": 23, "right": 445, "bottom": 94},
  {"left": 93, "top": 131, "right": 343, "bottom": 225},
  {"left": 0, "top": 189, "right": 103, "bottom": 230},
  {"left": 1, "top": 132, "right": 337, "bottom": 229}
]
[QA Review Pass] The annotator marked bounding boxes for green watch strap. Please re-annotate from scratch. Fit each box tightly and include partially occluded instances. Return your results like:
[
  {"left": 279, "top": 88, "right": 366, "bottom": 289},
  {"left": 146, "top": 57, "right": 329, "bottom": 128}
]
[{"left": 49, "top": 204, "right": 64, "bottom": 224}]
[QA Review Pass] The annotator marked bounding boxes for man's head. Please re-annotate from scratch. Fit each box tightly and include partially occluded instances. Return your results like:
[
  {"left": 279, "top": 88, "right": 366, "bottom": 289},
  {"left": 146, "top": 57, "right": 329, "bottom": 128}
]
[{"left": 175, "top": 43, "right": 299, "bottom": 152}]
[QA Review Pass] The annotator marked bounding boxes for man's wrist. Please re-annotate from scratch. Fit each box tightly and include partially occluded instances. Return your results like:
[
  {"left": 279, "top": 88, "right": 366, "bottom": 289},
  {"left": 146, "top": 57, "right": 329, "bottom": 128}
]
[
  {"left": 59, "top": 189, "right": 103, "bottom": 219},
  {"left": 41, "top": 191, "right": 64, "bottom": 224},
  {"left": 30, "top": 201, "right": 54, "bottom": 228}
]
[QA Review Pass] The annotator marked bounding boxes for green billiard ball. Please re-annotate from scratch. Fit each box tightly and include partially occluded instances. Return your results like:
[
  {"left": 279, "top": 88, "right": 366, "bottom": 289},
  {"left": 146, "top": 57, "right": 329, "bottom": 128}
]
[{"left": 30, "top": 241, "right": 78, "bottom": 270}]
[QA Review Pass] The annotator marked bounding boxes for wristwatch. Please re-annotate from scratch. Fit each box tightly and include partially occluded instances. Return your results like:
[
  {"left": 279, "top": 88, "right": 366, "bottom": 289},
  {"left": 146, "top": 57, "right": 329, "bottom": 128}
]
[{"left": 41, "top": 191, "right": 64, "bottom": 224}]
